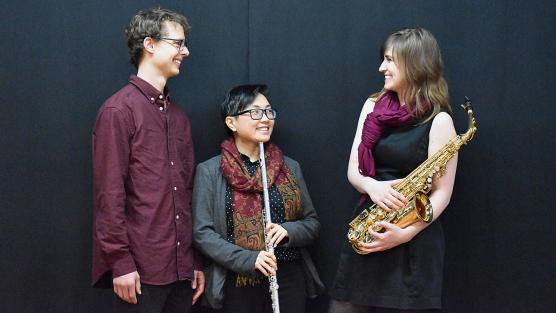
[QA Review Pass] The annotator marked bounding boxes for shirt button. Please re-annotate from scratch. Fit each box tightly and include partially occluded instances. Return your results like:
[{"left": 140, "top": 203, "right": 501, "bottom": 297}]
[
  {"left": 159, "top": 107, "right": 163, "bottom": 111},
  {"left": 171, "top": 161, "right": 174, "bottom": 166},
  {"left": 174, "top": 186, "right": 177, "bottom": 191},
  {"left": 150, "top": 97, "right": 154, "bottom": 101},
  {"left": 177, "top": 241, "right": 180, "bottom": 246},
  {"left": 159, "top": 95, "right": 163, "bottom": 99},
  {"left": 176, "top": 215, "right": 180, "bottom": 220}
]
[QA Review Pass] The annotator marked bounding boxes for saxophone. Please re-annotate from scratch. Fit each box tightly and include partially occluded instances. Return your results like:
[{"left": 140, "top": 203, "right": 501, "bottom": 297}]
[{"left": 347, "top": 97, "right": 477, "bottom": 254}]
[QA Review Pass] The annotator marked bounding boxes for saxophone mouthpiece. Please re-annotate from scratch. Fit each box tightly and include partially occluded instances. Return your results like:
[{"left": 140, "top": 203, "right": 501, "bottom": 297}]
[
  {"left": 461, "top": 96, "right": 473, "bottom": 111},
  {"left": 460, "top": 96, "right": 477, "bottom": 142}
]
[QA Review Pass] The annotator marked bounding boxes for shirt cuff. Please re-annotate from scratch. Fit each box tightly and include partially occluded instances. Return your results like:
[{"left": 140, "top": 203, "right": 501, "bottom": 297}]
[
  {"left": 111, "top": 254, "right": 137, "bottom": 278},
  {"left": 193, "top": 250, "right": 204, "bottom": 271}
]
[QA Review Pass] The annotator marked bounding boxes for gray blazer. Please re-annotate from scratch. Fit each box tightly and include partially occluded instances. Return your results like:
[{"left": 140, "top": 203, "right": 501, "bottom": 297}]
[{"left": 192, "top": 154, "right": 324, "bottom": 309}]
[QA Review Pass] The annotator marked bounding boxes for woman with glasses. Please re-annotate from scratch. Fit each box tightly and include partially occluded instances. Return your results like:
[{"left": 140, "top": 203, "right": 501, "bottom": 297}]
[
  {"left": 192, "top": 84, "right": 323, "bottom": 313},
  {"left": 329, "top": 27, "right": 458, "bottom": 312}
]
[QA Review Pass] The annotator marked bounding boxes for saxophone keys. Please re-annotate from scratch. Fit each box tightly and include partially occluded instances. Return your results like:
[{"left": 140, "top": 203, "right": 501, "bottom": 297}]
[
  {"left": 387, "top": 211, "right": 397, "bottom": 221},
  {"left": 358, "top": 210, "right": 369, "bottom": 220},
  {"left": 364, "top": 232, "right": 375, "bottom": 242}
]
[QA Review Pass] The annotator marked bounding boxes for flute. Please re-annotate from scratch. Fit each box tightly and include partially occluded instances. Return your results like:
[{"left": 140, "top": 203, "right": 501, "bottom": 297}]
[{"left": 259, "top": 142, "right": 281, "bottom": 313}]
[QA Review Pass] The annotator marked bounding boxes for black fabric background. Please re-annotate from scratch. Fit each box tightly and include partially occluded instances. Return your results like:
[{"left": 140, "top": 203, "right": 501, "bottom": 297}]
[{"left": 1, "top": 1, "right": 554, "bottom": 312}]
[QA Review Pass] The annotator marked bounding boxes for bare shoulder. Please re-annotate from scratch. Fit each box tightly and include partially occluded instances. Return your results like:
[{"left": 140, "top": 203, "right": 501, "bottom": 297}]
[
  {"left": 431, "top": 112, "right": 455, "bottom": 133},
  {"left": 361, "top": 98, "right": 376, "bottom": 115},
  {"left": 429, "top": 111, "right": 456, "bottom": 148}
]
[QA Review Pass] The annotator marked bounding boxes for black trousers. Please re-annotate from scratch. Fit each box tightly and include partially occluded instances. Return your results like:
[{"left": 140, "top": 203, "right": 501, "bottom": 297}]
[
  {"left": 223, "top": 260, "right": 306, "bottom": 313},
  {"left": 114, "top": 280, "right": 193, "bottom": 313},
  {"left": 328, "top": 300, "right": 439, "bottom": 313}
]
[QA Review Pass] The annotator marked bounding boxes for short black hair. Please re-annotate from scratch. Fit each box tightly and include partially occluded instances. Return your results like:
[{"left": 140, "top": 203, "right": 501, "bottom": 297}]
[
  {"left": 125, "top": 7, "right": 191, "bottom": 68},
  {"left": 220, "top": 84, "right": 270, "bottom": 118},
  {"left": 220, "top": 84, "right": 270, "bottom": 134}
]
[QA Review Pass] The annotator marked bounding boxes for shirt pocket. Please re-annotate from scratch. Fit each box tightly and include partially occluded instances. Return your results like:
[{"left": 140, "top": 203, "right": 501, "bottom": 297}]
[
  {"left": 175, "top": 137, "right": 193, "bottom": 166},
  {"left": 135, "top": 127, "right": 166, "bottom": 158}
]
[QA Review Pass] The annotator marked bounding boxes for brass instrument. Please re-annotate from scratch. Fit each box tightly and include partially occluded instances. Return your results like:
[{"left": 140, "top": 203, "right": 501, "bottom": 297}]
[{"left": 347, "top": 97, "right": 477, "bottom": 254}]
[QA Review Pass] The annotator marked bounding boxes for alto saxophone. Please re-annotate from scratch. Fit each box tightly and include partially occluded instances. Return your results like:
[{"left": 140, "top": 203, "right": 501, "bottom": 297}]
[{"left": 347, "top": 97, "right": 477, "bottom": 254}]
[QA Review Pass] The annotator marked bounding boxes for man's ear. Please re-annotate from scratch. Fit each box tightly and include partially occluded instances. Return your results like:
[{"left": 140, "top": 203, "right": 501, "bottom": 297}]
[
  {"left": 143, "top": 37, "right": 156, "bottom": 54},
  {"left": 225, "top": 116, "right": 236, "bottom": 132}
]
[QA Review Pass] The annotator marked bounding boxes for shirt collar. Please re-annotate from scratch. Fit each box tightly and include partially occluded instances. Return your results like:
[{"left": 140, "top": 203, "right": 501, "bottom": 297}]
[
  {"left": 129, "top": 75, "right": 171, "bottom": 106},
  {"left": 240, "top": 153, "right": 260, "bottom": 165}
]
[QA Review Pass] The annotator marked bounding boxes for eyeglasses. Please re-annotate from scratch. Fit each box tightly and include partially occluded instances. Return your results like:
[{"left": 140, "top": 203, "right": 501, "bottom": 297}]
[
  {"left": 158, "top": 37, "right": 189, "bottom": 51},
  {"left": 230, "top": 108, "right": 277, "bottom": 120}
]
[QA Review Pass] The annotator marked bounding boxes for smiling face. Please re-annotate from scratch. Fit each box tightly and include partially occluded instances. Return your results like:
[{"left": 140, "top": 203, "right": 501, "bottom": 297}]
[
  {"left": 378, "top": 46, "right": 407, "bottom": 95},
  {"left": 225, "top": 94, "right": 275, "bottom": 148},
  {"left": 151, "top": 21, "right": 190, "bottom": 79}
]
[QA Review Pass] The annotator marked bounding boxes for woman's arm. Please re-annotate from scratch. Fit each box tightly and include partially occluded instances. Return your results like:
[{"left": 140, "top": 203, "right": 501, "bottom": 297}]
[
  {"left": 278, "top": 159, "right": 321, "bottom": 248},
  {"left": 347, "top": 99, "right": 407, "bottom": 210},
  {"left": 422, "top": 111, "right": 458, "bottom": 221},
  {"left": 192, "top": 162, "right": 259, "bottom": 274},
  {"left": 347, "top": 98, "right": 376, "bottom": 194}
]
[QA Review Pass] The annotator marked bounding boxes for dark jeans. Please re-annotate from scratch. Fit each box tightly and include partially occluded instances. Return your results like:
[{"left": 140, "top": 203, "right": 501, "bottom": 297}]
[
  {"left": 114, "top": 280, "right": 193, "bottom": 313},
  {"left": 223, "top": 260, "right": 306, "bottom": 313},
  {"left": 328, "top": 300, "right": 439, "bottom": 313}
]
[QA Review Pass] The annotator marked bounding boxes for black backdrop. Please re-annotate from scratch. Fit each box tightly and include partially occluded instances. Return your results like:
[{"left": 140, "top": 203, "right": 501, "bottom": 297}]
[{"left": 1, "top": 1, "right": 555, "bottom": 312}]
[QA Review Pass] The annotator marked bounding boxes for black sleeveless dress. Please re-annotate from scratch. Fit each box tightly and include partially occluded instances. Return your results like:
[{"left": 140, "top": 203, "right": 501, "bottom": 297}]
[{"left": 330, "top": 116, "right": 445, "bottom": 310}]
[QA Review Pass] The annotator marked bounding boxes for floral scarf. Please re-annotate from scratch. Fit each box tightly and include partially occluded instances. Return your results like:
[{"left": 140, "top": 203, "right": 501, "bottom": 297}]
[{"left": 220, "top": 137, "right": 302, "bottom": 257}]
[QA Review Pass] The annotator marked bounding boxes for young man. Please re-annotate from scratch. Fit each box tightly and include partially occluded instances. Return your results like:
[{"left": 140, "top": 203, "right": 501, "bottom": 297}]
[{"left": 92, "top": 8, "right": 204, "bottom": 312}]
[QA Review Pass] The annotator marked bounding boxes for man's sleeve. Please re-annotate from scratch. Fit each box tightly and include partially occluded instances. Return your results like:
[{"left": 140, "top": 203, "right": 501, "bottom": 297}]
[
  {"left": 92, "top": 107, "right": 136, "bottom": 278},
  {"left": 193, "top": 250, "right": 203, "bottom": 271}
]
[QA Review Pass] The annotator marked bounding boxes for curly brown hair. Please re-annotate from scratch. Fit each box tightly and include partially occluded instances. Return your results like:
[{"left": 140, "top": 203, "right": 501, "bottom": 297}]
[{"left": 125, "top": 7, "right": 191, "bottom": 68}]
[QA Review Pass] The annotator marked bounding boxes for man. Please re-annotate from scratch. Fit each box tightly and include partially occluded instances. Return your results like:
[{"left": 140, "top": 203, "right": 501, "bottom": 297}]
[{"left": 92, "top": 8, "right": 204, "bottom": 312}]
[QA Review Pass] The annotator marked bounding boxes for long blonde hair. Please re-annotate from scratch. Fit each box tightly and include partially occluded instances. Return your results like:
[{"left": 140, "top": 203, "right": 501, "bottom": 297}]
[{"left": 372, "top": 27, "right": 451, "bottom": 121}]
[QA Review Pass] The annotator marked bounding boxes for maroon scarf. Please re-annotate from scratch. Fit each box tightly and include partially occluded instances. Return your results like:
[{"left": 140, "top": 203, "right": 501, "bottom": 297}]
[
  {"left": 220, "top": 137, "right": 302, "bottom": 253},
  {"left": 357, "top": 91, "right": 413, "bottom": 177}
]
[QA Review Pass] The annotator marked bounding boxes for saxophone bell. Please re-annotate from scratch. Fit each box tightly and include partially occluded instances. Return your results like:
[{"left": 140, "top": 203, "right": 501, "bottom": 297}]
[{"left": 396, "top": 192, "right": 433, "bottom": 228}]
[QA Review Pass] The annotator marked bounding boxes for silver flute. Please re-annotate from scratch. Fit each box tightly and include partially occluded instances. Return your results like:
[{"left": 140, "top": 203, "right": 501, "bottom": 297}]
[{"left": 259, "top": 142, "right": 280, "bottom": 313}]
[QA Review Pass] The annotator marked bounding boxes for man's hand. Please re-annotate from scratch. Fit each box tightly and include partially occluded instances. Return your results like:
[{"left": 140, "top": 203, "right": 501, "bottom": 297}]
[
  {"left": 191, "top": 270, "right": 205, "bottom": 305},
  {"left": 113, "top": 271, "right": 141, "bottom": 304}
]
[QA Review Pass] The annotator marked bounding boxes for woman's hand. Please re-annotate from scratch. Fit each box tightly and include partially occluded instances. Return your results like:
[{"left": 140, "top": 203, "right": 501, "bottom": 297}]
[
  {"left": 255, "top": 250, "right": 277, "bottom": 276},
  {"left": 356, "top": 222, "right": 415, "bottom": 253},
  {"left": 365, "top": 179, "right": 408, "bottom": 211},
  {"left": 265, "top": 223, "right": 288, "bottom": 248}
]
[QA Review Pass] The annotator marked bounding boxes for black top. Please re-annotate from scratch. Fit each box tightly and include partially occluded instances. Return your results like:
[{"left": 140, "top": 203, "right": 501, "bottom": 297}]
[
  {"left": 330, "top": 116, "right": 446, "bottom": 310},
  {"left": 373, "top": 120, "right": 432, "bottom": 181}
]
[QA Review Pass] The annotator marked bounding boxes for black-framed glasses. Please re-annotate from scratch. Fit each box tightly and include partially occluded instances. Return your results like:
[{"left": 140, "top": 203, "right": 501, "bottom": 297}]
[
  {"left": 230, "top": 108, "right": 277, "bottom": 120},
  {"left": 157, "top": 37, "right": 189, "bottom": 51}
]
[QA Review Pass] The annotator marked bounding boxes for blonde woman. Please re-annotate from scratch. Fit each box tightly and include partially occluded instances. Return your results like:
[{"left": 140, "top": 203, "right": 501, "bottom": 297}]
[{"left": 330, "top": 28, "right": 458, "bottom": 313}]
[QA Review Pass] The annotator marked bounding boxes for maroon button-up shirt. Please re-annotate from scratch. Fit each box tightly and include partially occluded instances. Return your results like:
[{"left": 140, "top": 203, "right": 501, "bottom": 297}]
[{"left": 92, "top": 75, "right": 201, "bottom": 287}]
